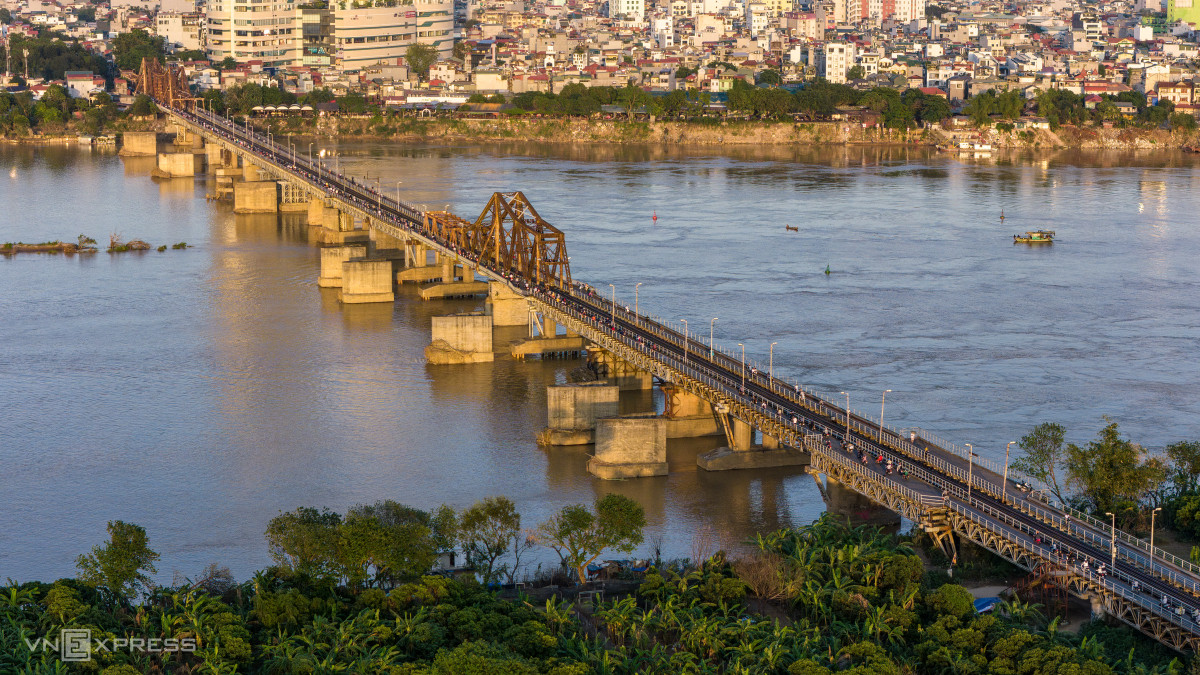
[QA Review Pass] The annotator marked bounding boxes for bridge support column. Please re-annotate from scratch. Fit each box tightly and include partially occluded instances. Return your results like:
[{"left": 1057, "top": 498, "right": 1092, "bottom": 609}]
[
  {"left": 486, "top": 282, "right": 529, "bottom": 327},
  {"left": 418, "top": 254, "right": 489, "bottom": 299},
  {"left": 119, "top": 131, "right": 158, "bottom": 156},
  {"left": 698, "top": 408, "right": 809, "bottom": 471},
  {"left": 541, "top": 382, "right": 620, "bottom": 445},
  {"left": 205, "top": 144, "right": 225, "bottom": 172},
  {"left": 152, "top": 152, "right": 201, "bottom": 178},
  {"left": 587, "top": 347, "right": 653, "bottom": 390},
  {"left": 823, "top": 477, "right": 901, "bottom": 526},
  {"left": 660, "top": 386, "right": 721, "bottom": 438},
  {"left": 317, "top": 244, "right": 367, "bottom": 288},
  {"left": 588, "top": 415, "right": 668, "bottom": 479},
  {"left": 339, "top": 259, "right": 395, "bottom": 304},
  {"left": 234, "top": 181, "right": 280, "bottom": 213},
  {"left": 425, "top": 314, "right": 494, "bottom": 364},
  {"left": 243, "top": 163, "right": 265, "bottom": 182},
  {"left": 369, "top": 227, "right": 407, "bottom": 261}
]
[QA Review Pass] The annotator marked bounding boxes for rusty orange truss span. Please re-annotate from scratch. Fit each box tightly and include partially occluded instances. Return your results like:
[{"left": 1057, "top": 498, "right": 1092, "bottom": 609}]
[
  {"left": 470, "top": 191, "right": 571, "bottom": 289},
  {"left": 133, "top": 58, "right": 199, "bottom": 110}
]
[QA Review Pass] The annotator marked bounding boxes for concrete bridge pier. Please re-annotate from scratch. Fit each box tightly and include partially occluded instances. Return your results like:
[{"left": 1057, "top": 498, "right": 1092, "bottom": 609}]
[
  {"left": 339, "top": 259, "right": 395, "bottom": 304},
  {"left": 152, "top": 151, "right": 202, "bottom": 178},
  {"left": 587, "top": 347, "right": 653, "bottom": 390},
  {"left": 587, "top": 415, "right": 668, "bottom": 479},
  {"left": 425, "top": 313, "right": 495, "bottom": 364},
  {"left": 419, "top": 254, "right": 489, "bottom": 299},
  {"left": 120, "top": 131, "right": 158, "bottom": 157},
  {"left": 821, "top": 476, "right": 901, "bottom": 527},
  {"left": 697, "top": 408, "right": 810, "bottom": 471},
  {"left": 660, "top": 385, "right": 722, "bottom": 439},
  {"left": 542, "top": 382, "right": 620, "bottom": 445},
  {"left": 487, "top": 283, "right": 529, "bottom": 327},
  {"left": 234, "top": 180, "right": 280, "bottom": 213},
  {"left": 317, "top": 244, "right": 367, "bottom": 288}
]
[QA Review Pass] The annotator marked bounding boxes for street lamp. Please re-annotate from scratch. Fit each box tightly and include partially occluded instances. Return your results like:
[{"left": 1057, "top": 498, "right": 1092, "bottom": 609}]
[
  {"left": 609, "top": 284, "right": 616, "bottom": 327},
  {"left": 1003, "top": 441, "right": 1016, "bottom": 502},
  {"left": 840, "top": 391, "right": 851, "bottom": 448},
  {"left": 1151, "top": 506, "right": 1163, "bottom": 559},
  {"left": 395, "top": 180, "right": 403, "bottom": 206},
  {"left": 769, "top": 342, "right": 777, "bottom": 379},
  {"left": 308, "top": 142, "right": 314, "bottom": 163},
  {"left": 1105, "top": 511, "right": 1117, "bottom": 568},
  {"left": 709, "top": 317, "right": 718, "bottom": 359},
  {"left": 878, "top": 389, "right": 891, "bottom": 442},
  {"left": 375, "top": 178, "right": 382, "bottom": 211},
  {"left": 681, "top": 319, "right": 688, "bottom": 360},
  {"left": 738, "top": 343, "right": 745, "bottom": 390},
  {"left": 634, "top": 282, "right": 642, "bottom": 323},
  {"left": 965, "top": 443, "right": 975, "bottom": 500}
]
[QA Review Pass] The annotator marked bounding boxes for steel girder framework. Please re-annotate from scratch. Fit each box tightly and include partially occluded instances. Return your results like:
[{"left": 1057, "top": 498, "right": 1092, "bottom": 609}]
[
  {"left": 472, "top": 192, "right": 571, "bottom": 289},
  {"left": 134, "top": 58, "right": 199, "bottom": 110}
]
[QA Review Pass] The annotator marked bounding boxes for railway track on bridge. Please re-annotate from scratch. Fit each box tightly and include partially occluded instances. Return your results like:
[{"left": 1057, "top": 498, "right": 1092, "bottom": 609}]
[{"left": 160, "top": 101, "right": 1200, "bottom": 652}]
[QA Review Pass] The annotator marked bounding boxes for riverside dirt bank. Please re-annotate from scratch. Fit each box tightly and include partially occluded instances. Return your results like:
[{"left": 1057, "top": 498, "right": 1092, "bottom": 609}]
[{"left": 273, "top": 115, "right": 1200, "bottom": 151}]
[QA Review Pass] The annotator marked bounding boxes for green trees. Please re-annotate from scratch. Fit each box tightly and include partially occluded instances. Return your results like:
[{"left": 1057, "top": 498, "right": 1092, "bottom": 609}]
[
  {"left": 1065, "top": 418, "right": 1166, "bottom": 519},
  {"left": 127, "top": 93, "right": 158, "bottom": 116},
  {"left": 266, "top": 501, "right": 456, "bottom": 590},
  {"left": 75, "top": 520, "right": 160, "bottom": 600},
  {"left": 1011, "top": 422, "right": 1069, "bottom": 504},
  {"left": 756, "top": 68, "right": 782, "bottom": 86},
  {"left": 537, "top": 494, "right": 646, "bottom": 583},
  {"left": 112, "top": 28, "right": 166, "bottom": 71},
  {"left": 459, "top": 496, "right": 522, "bottom": 585},
  {"left": 406, "top": 43, "right": 439, "bottom": 80},
  {"left": 846, "top": 65, "right": 866, "bottom": 81}
]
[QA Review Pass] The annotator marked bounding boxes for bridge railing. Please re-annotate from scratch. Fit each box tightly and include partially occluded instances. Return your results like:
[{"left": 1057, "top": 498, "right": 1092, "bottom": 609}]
[
  {"left": 945, "top": 499, "right": 1200, "bottom": 634},
  {"left": 172, "top": 106, "right": 1200, "bottom": 613}
]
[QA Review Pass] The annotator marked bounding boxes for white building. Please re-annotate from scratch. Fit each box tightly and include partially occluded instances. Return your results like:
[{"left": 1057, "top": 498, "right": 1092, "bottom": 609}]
[
  {"left": 155, "top": 11, "right": 205, "bottom": 52},
  {"left": 332, "top": 0, "right": 454, "bottom": 74},
  {"left": 611, "top": 0, "right": 646, "bottom": 22},
  {"left": 207, "top": 0, "right": 297, "bottom": 68},
  {"left": 812, "top": 41, "right": 855, "bottom": 82}
]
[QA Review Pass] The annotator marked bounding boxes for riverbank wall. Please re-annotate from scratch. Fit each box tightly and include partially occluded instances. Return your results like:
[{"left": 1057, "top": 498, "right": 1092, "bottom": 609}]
[{"left": 297, "top": 115, "right": 1200, "bottom": 151}]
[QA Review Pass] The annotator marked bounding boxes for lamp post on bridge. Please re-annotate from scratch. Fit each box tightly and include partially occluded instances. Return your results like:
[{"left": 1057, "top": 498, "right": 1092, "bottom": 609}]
[
  {"left": 965, "top": 443, "right": 976, "bottom": 501},
  {"left": 709, "top": 317, "right": 717, "bottom": 359},
  {"left": 1151, "top": 506, "right": 1163, "bottom": 562},
  {"left": 309, "top": 143, "right": 314, "bottom": 165},
  {"left": 609, "top": 284, "right": 616, "bottom": 328},
  {"left": 634, "top": 283, "right": 642, "bottom": 325},
  {"left": 1003, "top": 441, "right": 1016, "bottom": 502},
  {"left": 395, "top": 180, "right": 403, "bottom": 207},
  {"left": 681, "top": 319, "right": 688, "bottom": 361},
  {"left": 878, "top": 389, "right": 891, "bottom": 442},
  {"left": 375, "top": 178, "right": 382, "bottom": 212},
  {"left": 769, "top": 342, "right": 777, "bottom": 379},
  {"left": 1105, "top": 511, "right": 1117, "bottom": 569},
  {"left": 738, "top": 343, "right": 745, "bottom": 390},
  {"left": 839, "top": 391, "right": 851, "bottom": 449}
]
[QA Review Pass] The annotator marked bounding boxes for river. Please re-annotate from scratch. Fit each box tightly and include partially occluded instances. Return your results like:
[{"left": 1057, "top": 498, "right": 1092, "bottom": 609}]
[{"left": 1, "top": 141, "right": 1197, "bottom": 584}]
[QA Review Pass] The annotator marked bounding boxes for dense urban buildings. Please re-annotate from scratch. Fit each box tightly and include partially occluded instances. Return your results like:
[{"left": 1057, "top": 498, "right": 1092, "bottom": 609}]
[{"left": 1, "top": 0, "right": 1200, "bottom": 118}]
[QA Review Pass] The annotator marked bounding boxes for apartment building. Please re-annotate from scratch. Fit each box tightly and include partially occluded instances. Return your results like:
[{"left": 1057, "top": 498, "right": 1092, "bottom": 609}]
[{"left": 207, "top": 0, "right": 297, "bottom": 68}]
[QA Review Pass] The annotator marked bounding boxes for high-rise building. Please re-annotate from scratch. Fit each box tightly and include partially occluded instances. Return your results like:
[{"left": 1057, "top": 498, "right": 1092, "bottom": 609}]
[
  {"left": 206, "top": 0, "right": 297, "bottom": 68},
  {"left": 1167, "top": 0, "right": 1200, "bottom": 25},
  {"left": 332, "top": 0, "right": 454, "bottom": 73},
  {"left": 611, "top": 0, "right": 646, "bottom": 22}
]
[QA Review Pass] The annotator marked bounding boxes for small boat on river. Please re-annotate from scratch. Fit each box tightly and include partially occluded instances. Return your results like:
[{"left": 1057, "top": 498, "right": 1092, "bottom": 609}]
[{"left": 1013, "top": 230, "right": 1055, "bottom": 244}]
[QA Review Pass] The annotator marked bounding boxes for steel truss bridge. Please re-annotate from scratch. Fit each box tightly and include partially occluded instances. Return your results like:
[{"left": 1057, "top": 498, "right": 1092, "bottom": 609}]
[{"left": 143, "top": 61, "right": 1200, "bottom": 651}]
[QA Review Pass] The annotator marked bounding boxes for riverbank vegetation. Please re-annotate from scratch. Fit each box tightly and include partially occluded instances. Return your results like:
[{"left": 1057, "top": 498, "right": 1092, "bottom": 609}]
[
  {"left": 1, "top": 495, "right": 1190, "bottom": 673},
  {"left": 1010, "top": 418, "right": 1200, "bottom": 543}
]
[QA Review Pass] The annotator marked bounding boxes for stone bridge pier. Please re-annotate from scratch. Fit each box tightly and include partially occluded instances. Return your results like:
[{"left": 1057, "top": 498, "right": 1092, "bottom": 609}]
[
  {"left": 586, "top": 347, "right": 653, "bottom": 390},
  {"left": 425, "top": 313, "right": 495, "bottom": 364},
  {"left": 697, "top": 405, "right": 810, "bottom": 471},
  {"left": 542, "top": 382, "right": 620, "bottom": 445}
]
